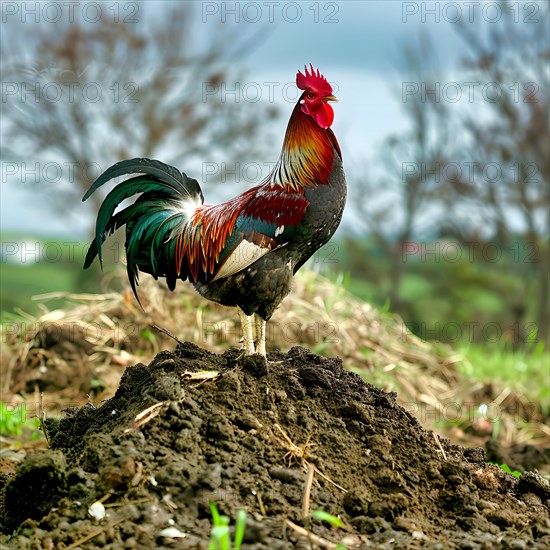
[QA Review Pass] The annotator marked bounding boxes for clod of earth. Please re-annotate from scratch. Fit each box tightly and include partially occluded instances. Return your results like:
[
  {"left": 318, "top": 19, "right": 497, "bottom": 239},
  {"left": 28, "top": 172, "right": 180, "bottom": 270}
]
[{"left": 1, "top": 343, "right": 549, "bottom": 548}]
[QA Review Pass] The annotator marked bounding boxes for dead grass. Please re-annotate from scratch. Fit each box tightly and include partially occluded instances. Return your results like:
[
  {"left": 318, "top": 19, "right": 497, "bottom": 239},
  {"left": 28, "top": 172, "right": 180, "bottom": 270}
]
[{"left": 0, "top": 269, "right": 547, "bottom": 450}]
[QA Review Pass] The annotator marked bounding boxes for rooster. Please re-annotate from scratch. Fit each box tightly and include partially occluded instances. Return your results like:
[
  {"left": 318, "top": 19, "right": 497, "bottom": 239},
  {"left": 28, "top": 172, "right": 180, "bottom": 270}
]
[{"left": 83, "top": 65, "right": 345, "bottom": 356}]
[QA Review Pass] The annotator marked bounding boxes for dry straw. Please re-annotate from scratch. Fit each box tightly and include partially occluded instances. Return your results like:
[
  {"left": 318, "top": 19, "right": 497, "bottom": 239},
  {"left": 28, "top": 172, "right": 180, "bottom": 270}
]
[{"left": 1, "top": 269, "right": 546, "bottom": 448}]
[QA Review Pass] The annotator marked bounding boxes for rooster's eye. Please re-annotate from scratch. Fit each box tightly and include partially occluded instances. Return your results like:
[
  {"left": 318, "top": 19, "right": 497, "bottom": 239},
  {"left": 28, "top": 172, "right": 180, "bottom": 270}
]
[{"left": 307, "top": 92, "right": 315, "bottom": 99}]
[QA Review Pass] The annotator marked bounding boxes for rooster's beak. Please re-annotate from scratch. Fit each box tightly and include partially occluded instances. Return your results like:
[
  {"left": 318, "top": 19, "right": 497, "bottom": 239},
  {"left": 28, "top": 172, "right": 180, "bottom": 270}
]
[{"left": 324, "top": 94, "right": 338, "bottom": 103}]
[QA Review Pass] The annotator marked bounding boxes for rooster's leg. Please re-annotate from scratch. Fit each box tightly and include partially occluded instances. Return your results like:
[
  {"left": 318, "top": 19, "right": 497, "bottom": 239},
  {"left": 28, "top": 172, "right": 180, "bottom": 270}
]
[
  {"left": 238, "top": 308, "right": 256, "bottom": 355},
  {"left": 254, "top": 314, "right": 267, "bottom": 357}
]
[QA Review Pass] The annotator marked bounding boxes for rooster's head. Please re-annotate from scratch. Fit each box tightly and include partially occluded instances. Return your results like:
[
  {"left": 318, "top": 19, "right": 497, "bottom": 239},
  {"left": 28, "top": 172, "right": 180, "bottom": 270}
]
[{"left": 296, "top": 64, "right": 338, "bottom": 129}]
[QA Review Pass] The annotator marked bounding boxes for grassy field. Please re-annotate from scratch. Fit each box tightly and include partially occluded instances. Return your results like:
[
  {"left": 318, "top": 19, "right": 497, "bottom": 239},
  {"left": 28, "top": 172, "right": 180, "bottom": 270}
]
[
  {"left": 459, "top": 341, "right": 549, "bottom": 415},
  {"left": 1, "top": 262, "right": 78, "bottom": 320},
  {"left": 1, "top": 233, "right": 107, "bottom": 321},
  {"left": 1, "top": 232, "right": 547, "bottom": 408}
]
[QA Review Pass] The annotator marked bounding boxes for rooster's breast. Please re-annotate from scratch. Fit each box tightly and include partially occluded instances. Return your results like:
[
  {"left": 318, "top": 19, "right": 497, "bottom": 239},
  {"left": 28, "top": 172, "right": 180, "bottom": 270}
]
[{"left": 193, "top": 152, "right": 346, "bottom": 320}]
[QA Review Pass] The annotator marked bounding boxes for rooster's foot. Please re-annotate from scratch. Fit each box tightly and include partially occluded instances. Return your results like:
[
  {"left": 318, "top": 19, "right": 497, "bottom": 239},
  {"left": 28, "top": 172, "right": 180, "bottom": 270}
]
[
  {"left": 237, "top": 309, "right": 268, "bottom": 357},
  {"left": 238, "top": 308, "right": 256, "bottom": 355}
]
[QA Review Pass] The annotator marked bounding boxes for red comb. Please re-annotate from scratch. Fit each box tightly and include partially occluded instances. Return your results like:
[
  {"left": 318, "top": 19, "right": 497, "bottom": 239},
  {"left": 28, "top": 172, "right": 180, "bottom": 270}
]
[{"left": 296, "top": 64, "right": 332, "bottom": 95}]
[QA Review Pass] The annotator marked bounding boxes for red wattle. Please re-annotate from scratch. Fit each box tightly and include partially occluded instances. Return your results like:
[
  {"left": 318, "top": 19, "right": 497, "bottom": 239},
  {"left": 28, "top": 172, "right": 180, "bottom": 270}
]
[{"left": 314, "top": 103, "right": 334, "bottom": 129}]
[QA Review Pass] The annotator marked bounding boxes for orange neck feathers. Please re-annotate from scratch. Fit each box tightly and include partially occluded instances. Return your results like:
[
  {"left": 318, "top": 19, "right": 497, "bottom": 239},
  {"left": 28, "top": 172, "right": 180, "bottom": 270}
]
[{"left": 267, "top": 102, "right": 340, "bottom": 192}]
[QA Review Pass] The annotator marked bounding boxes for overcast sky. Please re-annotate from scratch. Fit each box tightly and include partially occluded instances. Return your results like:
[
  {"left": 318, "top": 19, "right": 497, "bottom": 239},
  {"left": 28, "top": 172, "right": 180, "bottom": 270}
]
[{"left": 0, "top": 0, "right": 539, "bottom": 236}]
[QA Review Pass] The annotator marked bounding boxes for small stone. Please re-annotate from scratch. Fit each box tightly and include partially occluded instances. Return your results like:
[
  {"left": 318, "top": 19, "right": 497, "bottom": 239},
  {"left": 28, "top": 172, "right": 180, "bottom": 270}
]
[
  {"left": 159, "top": 526, "right": 188, "bottom": 538},
  {"left": 88, "top": 501, "right": 106, "bottom": 520}
]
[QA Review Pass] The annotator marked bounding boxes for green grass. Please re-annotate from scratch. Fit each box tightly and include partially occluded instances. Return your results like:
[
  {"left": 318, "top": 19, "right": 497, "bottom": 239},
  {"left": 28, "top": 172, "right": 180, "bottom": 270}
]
[
  {"left": 328, "top": 237, "right": 546, "bottom": 349},
  {"left": 1, "top": 262, "right": 77, "bottom": 319},
  {"left": 0, "top": 233, "right": 90, "bottom": 321},
  {"left": 0, "top": 402, "right": 43, "bottom": 440},
  {"left": 311, "top": 509, "right": 346, "bottom": 530},
  {"left": 459, "top": 341, "right": 549, "bottom": 410},
  {"left": 309, "top": 510, "right": 349, "bottom": 549},
  {"left": 208, "top": 503, "right": 246, "bottom": 550},
  {"left": 0, "top": 233, "right": 116, "bottom": 322},
  {"left": 339, "top": 276, "right": 378, "bottom": 305},
  {"left": 487, "top": 463, "right": 522, "bottom": 477},
  {"left": 398, "top": 273, "right": 434, "bottom": 301}
]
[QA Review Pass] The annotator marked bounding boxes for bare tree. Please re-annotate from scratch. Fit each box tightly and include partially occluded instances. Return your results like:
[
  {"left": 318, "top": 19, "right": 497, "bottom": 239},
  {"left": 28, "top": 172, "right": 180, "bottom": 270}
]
[
  {"left": 454, "top": 1, "right": 550, "bottom": 341},
  {"left": 351, "top": 5, "right": 548, "bottom": 341},
  {"left": 351, "top": 36, "right": 458, "bottom": 307},
  {"left": 1, "top": 3, "right": 278, "bottom": 226}
]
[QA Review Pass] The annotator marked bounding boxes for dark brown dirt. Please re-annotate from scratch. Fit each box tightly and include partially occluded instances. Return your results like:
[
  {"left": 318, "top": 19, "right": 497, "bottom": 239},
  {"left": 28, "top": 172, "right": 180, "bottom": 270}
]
[{"left": 1, "top": 343, "right": 549, "bottom": 548}]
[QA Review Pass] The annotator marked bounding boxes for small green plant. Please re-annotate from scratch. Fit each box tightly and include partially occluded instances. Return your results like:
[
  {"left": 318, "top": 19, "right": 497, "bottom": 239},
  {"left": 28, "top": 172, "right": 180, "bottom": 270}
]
[
  {"left": 311, "top": 509, "right": 346, "bottom": 529},
  {"left": 141, "top": 328, "right": 156, "bottom": 342},
  {"left": 310, "top": 509, "right": 349, "bottom": 549},
  {"left": 0, "top": 402, "right": 41, "bottom": 438},
  {"left": 208, "top": 502, "right": 246, "bottom": 550},
  {"left": 487, "top": 462, "right": 522, "bottom": 478}
]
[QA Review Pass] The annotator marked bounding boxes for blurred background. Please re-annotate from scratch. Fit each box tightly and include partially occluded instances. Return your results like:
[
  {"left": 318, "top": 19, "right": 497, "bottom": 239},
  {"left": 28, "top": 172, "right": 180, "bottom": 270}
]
[{"left": 0, "top": 1, "right": 548, "bottom": 457}]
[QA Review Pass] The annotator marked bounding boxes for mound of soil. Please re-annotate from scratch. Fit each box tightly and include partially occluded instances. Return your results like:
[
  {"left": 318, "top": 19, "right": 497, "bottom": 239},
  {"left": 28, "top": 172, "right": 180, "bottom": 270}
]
[{"left": 1, "top": 343, "right": 549, "bottom": 548}]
